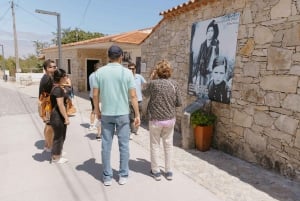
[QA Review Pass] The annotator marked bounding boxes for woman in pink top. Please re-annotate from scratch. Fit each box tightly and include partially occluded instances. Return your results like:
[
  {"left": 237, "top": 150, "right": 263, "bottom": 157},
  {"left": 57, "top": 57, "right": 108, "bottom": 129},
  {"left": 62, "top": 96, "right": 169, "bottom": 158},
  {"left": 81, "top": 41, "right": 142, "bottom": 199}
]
[{"left": 142, "top": 60, "right": 182, "bottom": 181}]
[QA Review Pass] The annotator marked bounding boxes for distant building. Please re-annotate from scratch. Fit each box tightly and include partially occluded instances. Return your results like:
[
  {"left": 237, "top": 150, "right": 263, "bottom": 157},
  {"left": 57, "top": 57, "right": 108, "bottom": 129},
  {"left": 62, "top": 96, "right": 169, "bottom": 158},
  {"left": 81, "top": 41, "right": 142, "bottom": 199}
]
[{"left": 41, "top": 28, "right": 152, "bottom": 92}]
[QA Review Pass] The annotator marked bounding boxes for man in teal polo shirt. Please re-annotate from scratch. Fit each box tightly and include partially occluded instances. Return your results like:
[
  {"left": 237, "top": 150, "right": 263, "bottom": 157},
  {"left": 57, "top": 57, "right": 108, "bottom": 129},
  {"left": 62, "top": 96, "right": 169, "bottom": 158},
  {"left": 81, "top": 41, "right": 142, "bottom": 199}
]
[{"left": 93, "top": 45, "right": 140, "bottom": 186}]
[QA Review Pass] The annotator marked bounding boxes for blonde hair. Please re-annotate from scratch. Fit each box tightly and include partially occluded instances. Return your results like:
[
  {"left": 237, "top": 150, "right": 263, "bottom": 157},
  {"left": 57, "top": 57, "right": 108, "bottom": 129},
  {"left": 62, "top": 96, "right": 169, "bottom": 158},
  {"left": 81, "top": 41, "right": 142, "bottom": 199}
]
[{"left": 155, "top": 60, "right": 172, "bottom": 79}]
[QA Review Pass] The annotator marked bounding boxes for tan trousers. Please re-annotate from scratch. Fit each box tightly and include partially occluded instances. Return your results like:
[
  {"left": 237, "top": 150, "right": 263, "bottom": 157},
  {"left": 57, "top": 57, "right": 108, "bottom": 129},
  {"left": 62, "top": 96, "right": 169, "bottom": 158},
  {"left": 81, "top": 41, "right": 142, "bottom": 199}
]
[
  {"left": 44, "top": 124, "right": 54, "bottom": 149},
  {"left": 149, "top": 121, "right": 174, "bottom": 173}
]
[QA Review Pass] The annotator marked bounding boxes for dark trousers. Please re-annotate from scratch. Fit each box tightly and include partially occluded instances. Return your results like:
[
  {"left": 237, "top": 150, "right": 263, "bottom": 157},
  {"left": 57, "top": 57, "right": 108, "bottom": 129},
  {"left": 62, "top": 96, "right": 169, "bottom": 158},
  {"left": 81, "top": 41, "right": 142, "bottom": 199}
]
[{"left": 51, "top": 116, "right": 67, "bottom": 155}]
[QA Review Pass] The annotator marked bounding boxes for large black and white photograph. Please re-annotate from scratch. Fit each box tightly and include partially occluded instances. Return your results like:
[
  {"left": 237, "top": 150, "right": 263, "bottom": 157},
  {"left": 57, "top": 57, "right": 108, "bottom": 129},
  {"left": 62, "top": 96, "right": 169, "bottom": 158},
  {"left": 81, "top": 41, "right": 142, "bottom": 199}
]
[{"left": 188, "top": 13, "right": 240, "bottom": 104}]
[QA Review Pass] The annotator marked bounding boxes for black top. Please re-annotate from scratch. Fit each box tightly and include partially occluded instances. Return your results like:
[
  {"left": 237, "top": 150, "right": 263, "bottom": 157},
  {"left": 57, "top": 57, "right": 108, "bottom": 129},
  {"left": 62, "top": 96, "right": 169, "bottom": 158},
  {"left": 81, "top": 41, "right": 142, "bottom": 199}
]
[
  {"left": 50, "top": 86, "right": 68, "bottom": 121},
  {"left": 39, "top": 74, "right": 53, "bottom": 96},
  {"left": 207, "top": 80, "right": 230, "bottom": 104}
]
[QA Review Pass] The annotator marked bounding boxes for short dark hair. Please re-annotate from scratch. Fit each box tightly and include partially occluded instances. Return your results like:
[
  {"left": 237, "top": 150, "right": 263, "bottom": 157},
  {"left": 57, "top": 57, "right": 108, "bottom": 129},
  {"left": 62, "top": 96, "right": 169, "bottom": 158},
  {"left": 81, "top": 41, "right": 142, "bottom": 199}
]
[
  {"left": 43, "top": 59, "right": 55, "bottom": 70},
  {"left": 53, "top": 68, "right": 66, "bottom": 83},
  {"left": 108, "top": 45, "right": 123, "bottom": 59},
  {"left": 212, "top": 56, "right": 227, "bottom": 72},
  {"left": 128, "top": 62, "right": 136, "bottom": 68}
]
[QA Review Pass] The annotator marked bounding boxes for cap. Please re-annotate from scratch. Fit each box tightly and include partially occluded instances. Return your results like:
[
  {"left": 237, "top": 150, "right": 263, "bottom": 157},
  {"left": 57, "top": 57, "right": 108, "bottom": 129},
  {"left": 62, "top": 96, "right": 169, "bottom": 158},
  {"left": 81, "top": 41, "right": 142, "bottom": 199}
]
[{"left": 108, "top": 45, "right": 123, "bottom": 59}]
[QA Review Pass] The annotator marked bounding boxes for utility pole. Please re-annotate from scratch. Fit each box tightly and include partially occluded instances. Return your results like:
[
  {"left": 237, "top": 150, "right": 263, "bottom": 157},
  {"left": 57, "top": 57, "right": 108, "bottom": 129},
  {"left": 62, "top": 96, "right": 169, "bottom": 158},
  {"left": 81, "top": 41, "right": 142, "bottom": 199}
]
[
  {"left": 0, "top": 44, "right": 5, "bottom": 71},
  {"left": 11, "top": 0, "right": 21, "bottom": 73},
  {"left": 35, "top": 9, "right": 62, "bottom": 69}
]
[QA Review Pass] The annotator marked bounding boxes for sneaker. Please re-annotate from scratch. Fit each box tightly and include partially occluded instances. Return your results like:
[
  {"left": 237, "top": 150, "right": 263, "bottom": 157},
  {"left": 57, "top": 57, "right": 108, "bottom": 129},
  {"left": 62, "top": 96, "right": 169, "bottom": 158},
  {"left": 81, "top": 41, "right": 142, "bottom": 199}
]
[
  {"left": 88, "top": 126, "right": 97, "bottom": 131},
  {"left": 96, "top": 136, "right": 101, "bottom": 141},
  {"left": 129, "top": 134, "right": 133, "bottom": 140},
  {"left": 118, "top": 177, "right": 128, "bottom": 185},
  {"left": 44, "top": 147, "right": 52, "bottom": 152},
  {"left": 52, "top": 157, "right": 68, "bottom": 164},
  {"left": 165, "top": 172, "right": 173, "bottom": 180},
  {"left": 150, "top": 170, "right": 161, "bottom": 181},
  {"left": 103, "top": 180, "right": 112, "bottom": 186}
]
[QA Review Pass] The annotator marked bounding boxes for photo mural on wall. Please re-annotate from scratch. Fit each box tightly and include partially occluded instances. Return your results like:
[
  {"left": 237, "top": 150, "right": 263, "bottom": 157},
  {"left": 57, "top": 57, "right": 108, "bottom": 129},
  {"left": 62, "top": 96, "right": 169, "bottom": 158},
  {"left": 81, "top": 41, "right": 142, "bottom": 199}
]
[{"left": 188, "top": 13, "right": 240, "bottom": 104}]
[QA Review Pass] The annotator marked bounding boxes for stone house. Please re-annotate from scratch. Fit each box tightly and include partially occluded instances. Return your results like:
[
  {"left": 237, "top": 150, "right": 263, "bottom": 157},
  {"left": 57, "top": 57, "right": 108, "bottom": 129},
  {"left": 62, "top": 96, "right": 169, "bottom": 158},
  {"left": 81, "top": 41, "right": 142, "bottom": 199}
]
[
  {"left": 141, "top": 0, "right": 300, "bottom": 180},
  {"left": 42, "top": 28, "right": 151, "bottom": 91}
]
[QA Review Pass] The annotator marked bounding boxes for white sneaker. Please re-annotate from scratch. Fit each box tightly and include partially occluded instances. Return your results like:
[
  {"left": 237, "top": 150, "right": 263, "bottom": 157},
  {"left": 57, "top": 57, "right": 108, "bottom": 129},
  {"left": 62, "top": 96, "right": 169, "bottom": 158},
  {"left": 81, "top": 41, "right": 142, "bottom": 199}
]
[
  {"left": 44, "top": 147, "right": 52, "bottom": 152},
  {"left": 118, "top": 177, "right": 128, "bottom": 185},
  {"left": 104, "top": 180, "right": 112, "bottom": 186},
  {"left": 129, "top": 134, "right": 133, "bottom": 140},
  {"left": 52, "top": 157, "right": 68, "bottom": 164},
  {"left": 88, "top": 126, "right": 97, "bottom": 131}
]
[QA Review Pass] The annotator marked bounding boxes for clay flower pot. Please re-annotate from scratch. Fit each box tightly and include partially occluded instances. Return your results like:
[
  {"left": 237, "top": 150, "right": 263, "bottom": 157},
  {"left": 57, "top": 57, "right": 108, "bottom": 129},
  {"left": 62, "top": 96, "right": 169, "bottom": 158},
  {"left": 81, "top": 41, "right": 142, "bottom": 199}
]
[{"left": 191, "top": 110, "right": 216, "bottom": 152}]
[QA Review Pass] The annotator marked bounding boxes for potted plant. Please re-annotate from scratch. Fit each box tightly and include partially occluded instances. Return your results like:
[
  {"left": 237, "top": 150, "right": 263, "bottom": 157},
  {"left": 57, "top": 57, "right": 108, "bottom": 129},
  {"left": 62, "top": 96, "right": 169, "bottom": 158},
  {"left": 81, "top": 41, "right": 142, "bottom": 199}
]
[{"left": 190, "top": 110, "right": 217, "bottom": 151}]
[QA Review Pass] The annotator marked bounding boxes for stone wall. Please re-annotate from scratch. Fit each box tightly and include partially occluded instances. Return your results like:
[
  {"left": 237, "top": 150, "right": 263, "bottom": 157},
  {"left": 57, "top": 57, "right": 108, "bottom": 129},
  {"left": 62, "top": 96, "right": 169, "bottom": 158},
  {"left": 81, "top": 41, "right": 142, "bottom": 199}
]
[{"left": 141, "top": 0, "right": 300, "bottom": 180}]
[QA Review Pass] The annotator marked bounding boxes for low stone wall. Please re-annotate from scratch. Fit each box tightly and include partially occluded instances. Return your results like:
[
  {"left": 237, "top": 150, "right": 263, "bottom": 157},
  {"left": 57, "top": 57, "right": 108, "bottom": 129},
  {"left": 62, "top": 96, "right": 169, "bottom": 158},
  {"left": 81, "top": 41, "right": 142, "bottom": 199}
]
[{"left": 16, "top": 73, "right": 43, "bottom": 84}]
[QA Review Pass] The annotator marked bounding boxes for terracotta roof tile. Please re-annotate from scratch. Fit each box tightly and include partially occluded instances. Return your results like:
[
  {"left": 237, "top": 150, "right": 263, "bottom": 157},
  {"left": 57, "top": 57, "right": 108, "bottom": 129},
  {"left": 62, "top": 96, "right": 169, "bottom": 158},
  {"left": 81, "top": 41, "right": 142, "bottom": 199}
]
[
  {"left": 159, "top": 0, "right": 216, "bottom": 18},
  {"left": 44, "top": 28, "right": 152, "bottom": 50}
]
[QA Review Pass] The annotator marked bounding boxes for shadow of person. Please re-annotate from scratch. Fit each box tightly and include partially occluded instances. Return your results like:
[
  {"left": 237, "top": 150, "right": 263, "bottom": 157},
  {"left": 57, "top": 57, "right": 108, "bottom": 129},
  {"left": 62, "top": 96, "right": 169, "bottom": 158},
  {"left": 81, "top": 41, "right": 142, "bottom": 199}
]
[
  {"left": 80, "top": 123, "right": 90, "bottom": 129},
  {"left": 85, "top": 133, "right": 97, "bottom": 140},
  {"left": 129, "top": 158, "right": 151, "bottom": 176},
  {"left": 34, "top": 140, "right": 45, "bottom": 150},
  {"left": 32, "top": 151, "right": 51, "bottom": 162},
  {"left": 76, "top": 158, "right": 119, "bottom": 182}
]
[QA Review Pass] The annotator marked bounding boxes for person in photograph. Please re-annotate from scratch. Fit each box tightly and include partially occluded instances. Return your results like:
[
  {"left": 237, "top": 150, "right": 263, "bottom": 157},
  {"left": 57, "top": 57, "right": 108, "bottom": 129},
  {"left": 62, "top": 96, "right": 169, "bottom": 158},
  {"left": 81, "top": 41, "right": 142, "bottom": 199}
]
[
  {"left": 193, "top": 20, "right": 219, "bottom": 91},
  {"left": 207, "top": 56, "right": 230, "bottom": 104},
  {"left": 143, "top": 60, "right": 182, "bottom": 181}
]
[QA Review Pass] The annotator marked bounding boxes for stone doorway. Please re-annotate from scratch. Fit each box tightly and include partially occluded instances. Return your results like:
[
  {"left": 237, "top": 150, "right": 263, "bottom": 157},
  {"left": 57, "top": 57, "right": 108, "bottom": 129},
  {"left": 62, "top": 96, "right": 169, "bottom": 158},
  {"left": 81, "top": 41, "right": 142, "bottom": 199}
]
[{"left": 86, "top": 59, "right": 99, "bottom": 91}]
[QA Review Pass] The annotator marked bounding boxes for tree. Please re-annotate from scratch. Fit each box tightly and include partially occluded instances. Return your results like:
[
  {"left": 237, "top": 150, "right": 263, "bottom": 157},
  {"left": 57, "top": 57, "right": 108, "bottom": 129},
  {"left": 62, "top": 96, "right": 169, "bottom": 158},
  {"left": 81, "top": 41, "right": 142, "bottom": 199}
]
[
  {"left": 33, "top": 40, "right": 50, "bottom": 56},
  {"left": 19, "top": 54, "right": 43, "bottom": 73},
  {"left": 52, "top": 28, "right": 105, "bottom": 45}
]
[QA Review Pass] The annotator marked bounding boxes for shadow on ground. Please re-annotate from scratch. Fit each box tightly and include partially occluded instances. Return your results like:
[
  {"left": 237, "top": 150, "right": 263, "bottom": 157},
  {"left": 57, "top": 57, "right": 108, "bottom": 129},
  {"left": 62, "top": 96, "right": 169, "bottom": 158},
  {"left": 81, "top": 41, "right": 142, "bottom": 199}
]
[
  {"left": 32, "top": 151, "right": 51, "bottom": 162},
  {"left": 34, "top": 140, "right": 45, "bottom": 150},
  {"left": 139, "top": 122, "right": 300, "bottom": 201},
  {"left": 80, "top": 123, "right": 90, "bottom": 129},
  {"left": 129, "top": 158, "right": 151, "bottom": 177},
  {"left": 184, "top": 147, "right": 300, "bottom": 201},
  {"left": 85, "top": 133, "right": 98, "bottom": 140}
]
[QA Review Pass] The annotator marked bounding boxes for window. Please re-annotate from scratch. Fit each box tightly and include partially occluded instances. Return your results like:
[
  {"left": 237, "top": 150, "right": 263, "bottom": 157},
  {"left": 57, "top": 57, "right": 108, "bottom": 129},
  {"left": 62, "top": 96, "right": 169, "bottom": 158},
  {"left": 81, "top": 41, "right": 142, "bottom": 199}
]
[{"left": 67, "top": 59, "right": 71, "bottom": 74}]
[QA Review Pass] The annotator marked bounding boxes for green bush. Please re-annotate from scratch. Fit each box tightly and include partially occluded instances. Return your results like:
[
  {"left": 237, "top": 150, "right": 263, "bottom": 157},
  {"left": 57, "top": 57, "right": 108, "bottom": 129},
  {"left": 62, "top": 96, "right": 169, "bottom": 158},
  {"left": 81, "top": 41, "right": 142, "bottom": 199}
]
[{"left": 190, "top": 110, "right": 217, "bottom": 127}]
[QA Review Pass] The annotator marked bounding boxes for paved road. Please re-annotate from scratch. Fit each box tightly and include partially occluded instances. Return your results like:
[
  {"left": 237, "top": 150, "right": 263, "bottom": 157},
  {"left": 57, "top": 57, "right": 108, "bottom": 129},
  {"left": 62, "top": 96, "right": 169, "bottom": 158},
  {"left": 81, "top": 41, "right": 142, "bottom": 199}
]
[
  {"left": 0, "top": 81, "right": 220, "bottom": 201},
  {"left": 1, "top": 80, "right": 299, "bottom": 201}
]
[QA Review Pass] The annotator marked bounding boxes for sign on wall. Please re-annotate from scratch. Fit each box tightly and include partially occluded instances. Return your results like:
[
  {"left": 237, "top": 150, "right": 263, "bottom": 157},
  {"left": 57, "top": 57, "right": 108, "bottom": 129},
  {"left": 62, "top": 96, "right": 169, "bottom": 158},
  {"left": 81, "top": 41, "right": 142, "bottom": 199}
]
[{"left": 188, "top": 13, "right": 240, "bottom": 104}]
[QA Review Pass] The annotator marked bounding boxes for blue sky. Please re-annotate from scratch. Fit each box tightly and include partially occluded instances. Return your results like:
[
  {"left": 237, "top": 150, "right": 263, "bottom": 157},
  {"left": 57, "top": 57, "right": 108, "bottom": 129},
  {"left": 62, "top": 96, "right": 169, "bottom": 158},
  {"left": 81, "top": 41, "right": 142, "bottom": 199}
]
[{"left": 0, "top": 0, "right": 187, "bottom": 57}]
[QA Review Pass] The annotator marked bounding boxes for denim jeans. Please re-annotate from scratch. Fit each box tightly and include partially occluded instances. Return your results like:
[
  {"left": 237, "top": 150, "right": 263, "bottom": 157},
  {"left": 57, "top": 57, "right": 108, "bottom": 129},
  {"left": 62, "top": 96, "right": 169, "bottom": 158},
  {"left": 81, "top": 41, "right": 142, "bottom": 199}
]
[{"left": 101, "top": 114, "right": 130, "bottom": 182}]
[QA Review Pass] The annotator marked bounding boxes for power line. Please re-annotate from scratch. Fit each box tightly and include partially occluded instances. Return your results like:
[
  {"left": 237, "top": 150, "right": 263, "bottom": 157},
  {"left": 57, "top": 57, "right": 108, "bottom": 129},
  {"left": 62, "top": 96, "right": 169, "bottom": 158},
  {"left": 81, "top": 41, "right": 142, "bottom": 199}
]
[
  {"left": 0, "top": 4, "right": 11, "bottom": 22},
  {"left": 77, "top": 0, "right": 91, "bottom": 28},
  {"left": 15, "top": 3, "right": 56, "bottom": 29}
]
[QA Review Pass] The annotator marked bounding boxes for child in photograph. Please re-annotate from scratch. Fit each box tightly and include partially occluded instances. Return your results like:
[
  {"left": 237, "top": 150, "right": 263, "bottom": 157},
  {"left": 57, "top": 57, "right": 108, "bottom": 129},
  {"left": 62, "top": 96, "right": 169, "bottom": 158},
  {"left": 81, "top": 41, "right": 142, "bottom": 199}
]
[{"left": 207, "top": 56, "right": 230, "bottom": 104}]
